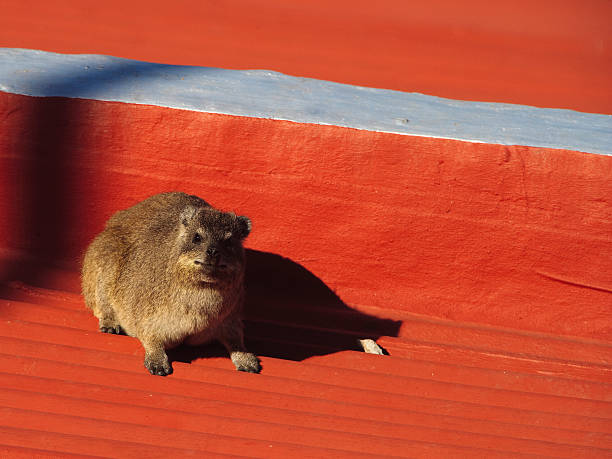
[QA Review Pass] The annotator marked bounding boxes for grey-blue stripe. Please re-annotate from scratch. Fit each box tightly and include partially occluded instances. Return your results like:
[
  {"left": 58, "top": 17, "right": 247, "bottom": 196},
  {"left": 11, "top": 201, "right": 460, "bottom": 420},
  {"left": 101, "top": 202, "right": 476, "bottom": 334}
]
[{"left": 1, "top": 48, "right": 610, "bottom": 156}]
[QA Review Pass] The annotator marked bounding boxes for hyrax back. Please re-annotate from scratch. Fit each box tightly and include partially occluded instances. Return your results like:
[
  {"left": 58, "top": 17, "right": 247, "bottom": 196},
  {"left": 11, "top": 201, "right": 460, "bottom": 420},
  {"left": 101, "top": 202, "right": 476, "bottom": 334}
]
[{"left": 82, "top": 192, "right": 260, "bottom": 375}]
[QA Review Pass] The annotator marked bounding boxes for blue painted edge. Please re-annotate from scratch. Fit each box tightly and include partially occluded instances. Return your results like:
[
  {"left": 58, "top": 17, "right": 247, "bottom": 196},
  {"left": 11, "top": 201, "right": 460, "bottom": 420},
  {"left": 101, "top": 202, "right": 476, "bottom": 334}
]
[{"left": 1, "top": 48, "right": 610, "bottom": 156}]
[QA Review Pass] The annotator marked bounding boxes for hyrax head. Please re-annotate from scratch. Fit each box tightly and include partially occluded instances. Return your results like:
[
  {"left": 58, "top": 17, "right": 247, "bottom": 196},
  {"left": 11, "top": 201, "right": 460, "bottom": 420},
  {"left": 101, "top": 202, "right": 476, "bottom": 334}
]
[{"left": 175, "top": 205, "right": 251, "bottom": 286}]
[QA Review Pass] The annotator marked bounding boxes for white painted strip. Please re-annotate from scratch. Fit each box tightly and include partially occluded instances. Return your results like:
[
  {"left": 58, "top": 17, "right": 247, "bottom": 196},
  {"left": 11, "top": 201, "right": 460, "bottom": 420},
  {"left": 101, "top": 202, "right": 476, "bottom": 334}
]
[{"left": 1, "top": 48, "right": 610, "bottom": 155}]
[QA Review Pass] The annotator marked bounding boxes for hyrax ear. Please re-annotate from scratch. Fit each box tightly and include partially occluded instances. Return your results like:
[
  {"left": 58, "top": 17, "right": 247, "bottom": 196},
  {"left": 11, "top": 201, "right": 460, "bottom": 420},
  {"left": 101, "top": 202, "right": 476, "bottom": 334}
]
[
  {"left": 179, "top": 206, "right": 198, "bottom": 227},
  {"left": 235, "top": 215, "right": 252, "bottom": 239}
]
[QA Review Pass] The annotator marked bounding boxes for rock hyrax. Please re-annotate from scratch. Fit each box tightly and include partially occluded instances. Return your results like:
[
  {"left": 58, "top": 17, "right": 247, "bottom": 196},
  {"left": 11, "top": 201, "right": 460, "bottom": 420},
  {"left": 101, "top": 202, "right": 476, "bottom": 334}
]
[{"left": 81, "top": 192, "right": 260, "bottom": 375}]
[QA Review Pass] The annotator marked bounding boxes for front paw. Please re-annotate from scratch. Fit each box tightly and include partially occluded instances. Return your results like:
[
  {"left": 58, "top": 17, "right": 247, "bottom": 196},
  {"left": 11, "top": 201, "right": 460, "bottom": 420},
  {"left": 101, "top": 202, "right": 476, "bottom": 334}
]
[
  {"left": 232, "top": 352, "right": 261, "bottom": 373},
  {"left": 99, "top": 317, "right": 122, "bottom": 335},
  {"left": 144, "top": 355, "right": 172, "bottom": 376},
  {"left": 100, "top": 325, "right": 122, "bottom": 334}
]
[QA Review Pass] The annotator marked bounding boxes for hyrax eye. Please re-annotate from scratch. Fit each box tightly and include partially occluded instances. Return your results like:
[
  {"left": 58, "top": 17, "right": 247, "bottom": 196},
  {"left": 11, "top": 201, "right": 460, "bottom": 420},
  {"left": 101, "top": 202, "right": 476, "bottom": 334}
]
[{"left": 192, "top": 233, "right": 202, "bottom": 244}]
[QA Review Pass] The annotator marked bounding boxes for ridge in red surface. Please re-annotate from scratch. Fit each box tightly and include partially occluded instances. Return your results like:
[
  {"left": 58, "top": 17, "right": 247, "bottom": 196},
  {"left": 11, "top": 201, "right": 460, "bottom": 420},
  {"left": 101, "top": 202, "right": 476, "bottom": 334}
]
[{"left": 0, "top": 267, "right": 610, "bottom": 458}]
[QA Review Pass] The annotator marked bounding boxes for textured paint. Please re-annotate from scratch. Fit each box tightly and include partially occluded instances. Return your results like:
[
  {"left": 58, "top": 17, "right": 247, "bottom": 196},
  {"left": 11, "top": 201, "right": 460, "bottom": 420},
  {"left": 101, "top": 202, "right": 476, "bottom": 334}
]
[
  {"left": 0, "top": 279, "right": 610, "bottom": 457},
  {"left": 0, "top": 1, "right": 610, "bottom": 114},
  {"left": 1, "top": 92, "right": 610, "bottom": 340},
  {"left": 1, "top": 49, "right": 611, "bottom": 155}
]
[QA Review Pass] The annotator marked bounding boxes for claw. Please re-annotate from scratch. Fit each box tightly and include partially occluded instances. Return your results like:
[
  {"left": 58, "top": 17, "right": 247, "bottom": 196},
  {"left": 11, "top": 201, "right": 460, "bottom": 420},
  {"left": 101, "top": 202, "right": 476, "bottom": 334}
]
[
  {"left": 100, "top": 325, "right": 122, "bottom": 334},
  {"left": 237, "top": 365, "right": 261, "bottom": 373},
  {"left": 144, "top": 358, "right": 172, "bottom": 376}
]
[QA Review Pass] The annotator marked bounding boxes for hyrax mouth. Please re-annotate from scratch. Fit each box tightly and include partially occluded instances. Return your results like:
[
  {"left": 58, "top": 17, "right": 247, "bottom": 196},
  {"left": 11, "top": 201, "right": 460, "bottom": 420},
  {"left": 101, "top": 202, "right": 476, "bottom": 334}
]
[
  {"left": 193, "top": 262, "right": 230, "bottom": 284},
  {"left": 178, "top": 251, "right": 234, "bottom": 286},
  {"left": 194, "top": 264, "right": 217, "bottom": 276}
]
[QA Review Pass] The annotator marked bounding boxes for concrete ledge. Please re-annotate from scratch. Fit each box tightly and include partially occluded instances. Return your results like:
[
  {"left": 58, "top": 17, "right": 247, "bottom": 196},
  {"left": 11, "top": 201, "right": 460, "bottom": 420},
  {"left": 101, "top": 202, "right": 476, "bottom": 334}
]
[{"left": 1, "top": 48, "right": 611, "bottom": 155}]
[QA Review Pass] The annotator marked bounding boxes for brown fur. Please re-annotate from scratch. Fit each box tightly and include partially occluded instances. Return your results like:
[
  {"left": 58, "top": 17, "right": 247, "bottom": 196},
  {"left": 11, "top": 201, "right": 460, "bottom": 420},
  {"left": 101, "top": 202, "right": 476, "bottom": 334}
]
[{"left": 81, "top": 192, "right": 260, "bottom": 375}]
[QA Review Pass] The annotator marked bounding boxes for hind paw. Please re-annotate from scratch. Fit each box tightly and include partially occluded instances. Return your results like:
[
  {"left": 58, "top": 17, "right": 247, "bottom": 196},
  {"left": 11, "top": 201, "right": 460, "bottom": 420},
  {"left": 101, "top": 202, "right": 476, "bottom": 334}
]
[{"left": 232, "top": 352, "right": 261, "bottom": 374}]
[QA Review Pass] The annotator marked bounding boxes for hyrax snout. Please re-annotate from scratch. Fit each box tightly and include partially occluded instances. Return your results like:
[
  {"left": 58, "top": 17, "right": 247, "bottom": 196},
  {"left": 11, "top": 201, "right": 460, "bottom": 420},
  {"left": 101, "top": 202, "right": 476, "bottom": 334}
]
[{"left": 81, "top": 192, "right": 261, "bottom": 375}]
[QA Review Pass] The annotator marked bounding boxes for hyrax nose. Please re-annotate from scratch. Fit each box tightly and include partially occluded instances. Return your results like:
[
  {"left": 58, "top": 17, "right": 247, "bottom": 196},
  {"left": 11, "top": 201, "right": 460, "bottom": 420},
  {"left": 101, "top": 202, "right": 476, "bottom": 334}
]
[{"left": 206, "top": 246, "right": 219, "bottom": 258}]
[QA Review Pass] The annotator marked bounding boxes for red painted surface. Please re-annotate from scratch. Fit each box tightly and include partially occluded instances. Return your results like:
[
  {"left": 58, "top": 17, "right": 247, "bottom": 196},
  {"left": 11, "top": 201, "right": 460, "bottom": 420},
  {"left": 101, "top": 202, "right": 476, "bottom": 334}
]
[
  {"left": 0, "top": 0, "right": 610, "bottom": 113},
  {"left": 1, "top": 92, "right": 611, "bottom": 341},
  {"left": 0, "top": 275, "right": 610, "bottom": 457}
]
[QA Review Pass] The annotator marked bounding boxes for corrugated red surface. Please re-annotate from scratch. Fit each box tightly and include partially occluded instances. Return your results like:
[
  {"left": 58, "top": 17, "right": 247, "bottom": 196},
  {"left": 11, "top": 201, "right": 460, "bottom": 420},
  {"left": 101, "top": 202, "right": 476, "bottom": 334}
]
[{"left": 0, "top": 267, "right": 611, "bottom": 458}]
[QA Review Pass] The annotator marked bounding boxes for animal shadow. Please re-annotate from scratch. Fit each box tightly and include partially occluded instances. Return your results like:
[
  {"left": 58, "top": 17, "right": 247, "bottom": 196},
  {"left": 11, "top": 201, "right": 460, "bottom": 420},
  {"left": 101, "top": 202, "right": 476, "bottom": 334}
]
[{"left": 170, "top": 249, "right": 402, "bottom": 365}]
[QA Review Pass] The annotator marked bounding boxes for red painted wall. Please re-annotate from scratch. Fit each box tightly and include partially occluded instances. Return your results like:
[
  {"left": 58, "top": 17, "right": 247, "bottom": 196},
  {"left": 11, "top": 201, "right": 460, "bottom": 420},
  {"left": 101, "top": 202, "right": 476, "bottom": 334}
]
[
  {"left": 1, "top": 93, "right": 610, "bottom": 340},
  {"left": 0, "top": 0, "right": 610, "bottom": 113}
]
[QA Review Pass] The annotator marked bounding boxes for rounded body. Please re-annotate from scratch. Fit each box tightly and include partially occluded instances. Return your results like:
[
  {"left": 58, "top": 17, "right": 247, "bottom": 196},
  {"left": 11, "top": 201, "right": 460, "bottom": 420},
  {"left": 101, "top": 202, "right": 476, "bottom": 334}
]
[{"left": 82, "top": 192, "right": 260, "bottom": 375}]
